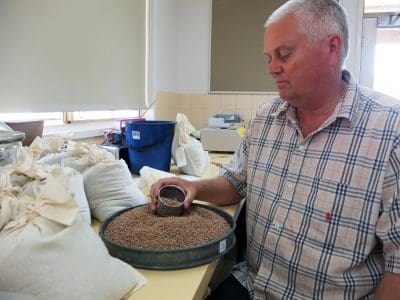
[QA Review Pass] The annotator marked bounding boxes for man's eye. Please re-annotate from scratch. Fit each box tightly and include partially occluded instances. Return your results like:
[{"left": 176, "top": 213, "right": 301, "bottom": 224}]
[{"left": 280, "top": 53, "right": 291, "bottom": 61}]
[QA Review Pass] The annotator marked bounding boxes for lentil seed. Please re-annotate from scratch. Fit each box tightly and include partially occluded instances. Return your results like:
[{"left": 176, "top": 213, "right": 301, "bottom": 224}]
[{"left": 104, "top": 205, "right": 231, "bottom": 249}]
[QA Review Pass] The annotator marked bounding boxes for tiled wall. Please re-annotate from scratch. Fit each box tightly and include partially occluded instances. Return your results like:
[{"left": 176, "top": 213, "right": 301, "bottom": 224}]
[{"left": 149, "top": 91, "right": 278, "bottom": 129}]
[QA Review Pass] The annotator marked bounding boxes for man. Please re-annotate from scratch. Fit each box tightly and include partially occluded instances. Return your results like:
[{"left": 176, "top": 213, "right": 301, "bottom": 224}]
[{"left": 151, "top": 0, "right": 400, "bottom": 298}]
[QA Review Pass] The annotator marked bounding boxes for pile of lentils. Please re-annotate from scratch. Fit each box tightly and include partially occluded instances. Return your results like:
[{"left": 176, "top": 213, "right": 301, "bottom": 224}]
[{"left": 104, "top": 205, "right": 231, "bottom": 249}]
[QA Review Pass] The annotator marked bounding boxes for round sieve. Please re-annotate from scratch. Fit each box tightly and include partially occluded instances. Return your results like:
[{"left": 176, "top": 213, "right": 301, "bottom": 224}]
[{"left": 100, "top": 203, "right": 236, "bottom": 270}]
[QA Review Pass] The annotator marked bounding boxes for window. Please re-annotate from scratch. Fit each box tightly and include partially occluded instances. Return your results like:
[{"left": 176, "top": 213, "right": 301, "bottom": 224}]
[
  {"left": 0, "top": 112, "right": 63, "bottom": 126},
  {"left": 361, "top": 1, "right": 400, "bottom": 99},
  {"left": 0, "top": 0, "right": 151, "bottom": 127},
  {"left": 68, "top": 110, "right": 141, "bottom": 122},
  {"left": 0, "top": 0, "right": 149, "bottom": 114},
  {"left": 364, "top": 0, "right": 400, "bottom": 14},
  {"left": 374, "top": 28, "right": 400, "bottom": 99}
]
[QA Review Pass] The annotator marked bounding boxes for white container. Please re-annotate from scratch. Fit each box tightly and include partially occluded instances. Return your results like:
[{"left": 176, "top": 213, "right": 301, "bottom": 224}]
[
  {"left": 200, "top": 128, "right": 242, "bottom": 152},
  {"left": 0, "top": 122, "right": 25, "bottom": 166}
]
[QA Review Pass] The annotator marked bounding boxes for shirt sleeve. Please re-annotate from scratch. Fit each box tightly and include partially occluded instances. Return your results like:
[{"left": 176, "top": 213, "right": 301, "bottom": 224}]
[
  {"left": 377, "top": 137, "right": 400, "bottom": 274},
  {"left": 219, "top": 120, "right": 253, "bottom": 199}
]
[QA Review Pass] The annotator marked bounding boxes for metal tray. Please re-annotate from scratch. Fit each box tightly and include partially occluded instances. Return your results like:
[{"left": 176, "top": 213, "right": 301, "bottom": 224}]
[{"left": 100, "top": 203, "right": 236, "bottom": 270}]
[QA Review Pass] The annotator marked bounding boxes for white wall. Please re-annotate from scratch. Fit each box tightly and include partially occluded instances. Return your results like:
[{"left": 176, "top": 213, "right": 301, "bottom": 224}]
[
  {"left": 178, "top": 0, "right": 211, "bottom": 93},
  {"left": 153, "top": 0, "right": 363, "bottom": 95},
  {"left": 340, "top": 0, "right": 364, "bottom": 80},
  {"left": 152, "top": 0, "right": 211, "bottom": 95}
]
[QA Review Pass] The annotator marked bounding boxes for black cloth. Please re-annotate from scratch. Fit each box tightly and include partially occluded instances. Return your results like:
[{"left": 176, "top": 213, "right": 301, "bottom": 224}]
[{"left": 206, "top": 275, "right": 250, "bottom": 300}]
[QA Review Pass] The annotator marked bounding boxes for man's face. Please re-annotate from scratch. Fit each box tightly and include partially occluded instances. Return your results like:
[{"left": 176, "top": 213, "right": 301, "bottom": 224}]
[{"left": 263, "top": 14, "right": 331, "bottom": 108}]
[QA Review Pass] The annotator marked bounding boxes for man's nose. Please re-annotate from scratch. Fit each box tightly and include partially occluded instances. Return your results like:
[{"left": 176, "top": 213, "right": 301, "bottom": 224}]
[{"left": 268, "top": 58, "right": 282, "bottom": 75}]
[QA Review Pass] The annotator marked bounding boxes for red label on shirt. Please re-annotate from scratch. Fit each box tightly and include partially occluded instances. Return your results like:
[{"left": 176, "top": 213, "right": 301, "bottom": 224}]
[{"left": 326, "top": 212, "right": 332, "bottom": 222}]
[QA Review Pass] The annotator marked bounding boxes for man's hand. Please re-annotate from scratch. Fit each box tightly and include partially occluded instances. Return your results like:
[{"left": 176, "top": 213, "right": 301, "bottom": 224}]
[
  {"left": 150, "top": 176, "right": 242, "bottom": 214},
  {"left": 150, "top": 177, "right": 197, "bottom": 213},
  {"left": 375, "top": 272, "right": 400, "bottom": 299}
]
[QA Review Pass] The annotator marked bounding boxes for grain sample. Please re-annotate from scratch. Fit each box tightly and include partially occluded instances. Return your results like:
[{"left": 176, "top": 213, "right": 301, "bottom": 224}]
[
  {"left": 104, "top": 205, "right": 231, "bottom": 249},
  {"left": 160, "top": 197, "right": 182, "bottom": 206}
]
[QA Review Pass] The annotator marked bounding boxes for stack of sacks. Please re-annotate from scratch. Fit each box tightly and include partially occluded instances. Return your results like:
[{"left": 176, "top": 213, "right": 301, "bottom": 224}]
[
  {"left": 0, "top": 161, "right": 147, "bottom": 300},
  {"left": 29, "top": 138, "right": 147, "bottom": 222},
  {"left": 7, "top": 148, "right": 91, "bottom": 224},
  {"left": 171, "top": 113, "right": 210, "bottom": 176}
]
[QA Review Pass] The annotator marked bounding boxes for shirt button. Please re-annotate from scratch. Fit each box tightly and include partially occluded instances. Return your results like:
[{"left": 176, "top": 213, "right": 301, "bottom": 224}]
[
  {"left": 287, "top": 183, "right": 294, "bottom": 189},
  {"left": 274, "top": 223, "right": 281, "bottom": 230},
  {"left": 298, "top": 145, "right": 305, "bottom": 151}
]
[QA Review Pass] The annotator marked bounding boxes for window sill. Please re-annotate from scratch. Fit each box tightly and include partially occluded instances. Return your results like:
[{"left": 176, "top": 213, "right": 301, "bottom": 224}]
[{"left": 43, "top": 120, "right": 115, "bottom": 140}]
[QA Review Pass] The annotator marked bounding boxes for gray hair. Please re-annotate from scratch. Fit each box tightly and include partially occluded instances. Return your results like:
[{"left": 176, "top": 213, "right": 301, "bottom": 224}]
[{"left": 264, "top": 0, "right": 349, "bottom": 66}]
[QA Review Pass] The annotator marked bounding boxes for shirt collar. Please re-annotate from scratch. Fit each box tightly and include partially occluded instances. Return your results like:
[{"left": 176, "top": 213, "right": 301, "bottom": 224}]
[
  {"left": 270, "top": 70, "right": 360, "bottom": 126},
  {"left": 270, "top": 101, "right": 289, "bottom": 117},
  {"left": 334, "top": 70, "right": 360, "bottom": 125}
]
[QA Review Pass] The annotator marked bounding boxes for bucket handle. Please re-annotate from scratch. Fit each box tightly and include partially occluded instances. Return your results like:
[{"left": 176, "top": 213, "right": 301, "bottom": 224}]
[{"left": 128, "top": 129, "right": 174, "bottom": 152}]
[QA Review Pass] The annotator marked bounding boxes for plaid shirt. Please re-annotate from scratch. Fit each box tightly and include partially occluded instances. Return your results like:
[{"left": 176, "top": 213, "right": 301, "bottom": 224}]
[{"left": 221, "top": 71, "right": 400, "bottom": 299}]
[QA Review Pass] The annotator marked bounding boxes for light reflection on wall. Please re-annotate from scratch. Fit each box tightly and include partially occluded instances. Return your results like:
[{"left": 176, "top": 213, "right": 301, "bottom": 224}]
[{"left": 374, "top": 29, "right": 400, "bottom": 100}]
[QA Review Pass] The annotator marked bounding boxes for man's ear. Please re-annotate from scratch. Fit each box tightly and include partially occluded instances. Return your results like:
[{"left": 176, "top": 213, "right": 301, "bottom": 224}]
[{"left": 327, "top": 34, "right": 342, "bottom": 66}]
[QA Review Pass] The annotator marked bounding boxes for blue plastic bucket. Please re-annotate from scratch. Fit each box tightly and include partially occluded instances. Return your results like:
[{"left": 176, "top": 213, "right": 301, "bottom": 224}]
[{"left": 125, "top": 120, "right": 176, "bottom": 174}]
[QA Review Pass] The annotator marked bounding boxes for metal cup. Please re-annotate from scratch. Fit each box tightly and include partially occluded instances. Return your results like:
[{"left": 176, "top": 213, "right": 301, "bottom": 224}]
[{"left": 157, "top": 185, "right": 185, "bottom": 217}]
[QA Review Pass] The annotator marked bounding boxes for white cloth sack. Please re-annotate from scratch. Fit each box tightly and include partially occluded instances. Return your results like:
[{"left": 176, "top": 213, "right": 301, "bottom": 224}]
[
  {"left": 171, "top": 113, "right": 209, "bottom": 176},
  {"left": 62, "top": 142, "right": 115, "bottom": 173},
  {"left": 30, "top": 135, "right": 70, "bottom": 162},
  {"left": 0, "top": 168, "right": 146, "bottom": 300},
  {"left": 63, "top": 167, "right": 91, "bottom": 224},
  {"left": 18, "top": 171, "right": 91, "bottom": 225},
  {"left": 179, "top": 138, "right": 210, "bottom": 176},
  {"left": 83, "top": 160, "right": 147, "bottom": 222},
  {"left": 0, "top": 169, "right": 25, "bottom": 230},
  {"left": 0, "top": 217, "right": 145, "bottom": 300},
  {"left": 4, "top": 148, "right": 91, "bottom": 224},
  {"left": 7, "top": 147, "right": 52, "bottom": 188},
  {"left": 37, "top": 152, "right": 67, "bottom": 165}
]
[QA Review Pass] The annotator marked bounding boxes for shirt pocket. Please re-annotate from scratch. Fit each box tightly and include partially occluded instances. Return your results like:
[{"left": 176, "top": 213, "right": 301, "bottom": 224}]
[{"left": 293, "top": 178, "right": 366, "bottom": 251}]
